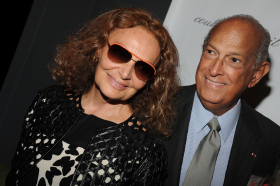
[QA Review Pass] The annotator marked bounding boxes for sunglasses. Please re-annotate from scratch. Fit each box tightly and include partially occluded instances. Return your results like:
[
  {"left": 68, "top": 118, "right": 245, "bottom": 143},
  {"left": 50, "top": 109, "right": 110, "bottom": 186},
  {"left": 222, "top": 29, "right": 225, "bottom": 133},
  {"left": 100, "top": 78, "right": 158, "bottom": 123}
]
[{"left": 107, "top": 42, "right": 157, "bottom": 81}]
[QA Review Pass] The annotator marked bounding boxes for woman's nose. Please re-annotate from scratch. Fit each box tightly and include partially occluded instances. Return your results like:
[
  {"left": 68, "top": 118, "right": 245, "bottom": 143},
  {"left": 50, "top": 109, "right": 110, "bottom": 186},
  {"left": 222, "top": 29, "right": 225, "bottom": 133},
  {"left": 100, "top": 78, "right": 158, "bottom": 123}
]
[{"left": 118, "top": 60, "right": 135, "bottom": 80}]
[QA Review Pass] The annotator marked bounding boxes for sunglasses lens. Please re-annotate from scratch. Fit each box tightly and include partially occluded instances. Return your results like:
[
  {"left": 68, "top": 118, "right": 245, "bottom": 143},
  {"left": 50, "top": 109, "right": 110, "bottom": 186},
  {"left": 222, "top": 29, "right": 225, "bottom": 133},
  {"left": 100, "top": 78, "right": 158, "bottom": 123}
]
[
  {"left": 135, "top": 61, "right": 154, "bottom": 81},
  {"left": 108, "top": 44, "right": 131, "bottom": 63},
  {"left": 108, "top": 44, "right": 155, "bottom": 81}
]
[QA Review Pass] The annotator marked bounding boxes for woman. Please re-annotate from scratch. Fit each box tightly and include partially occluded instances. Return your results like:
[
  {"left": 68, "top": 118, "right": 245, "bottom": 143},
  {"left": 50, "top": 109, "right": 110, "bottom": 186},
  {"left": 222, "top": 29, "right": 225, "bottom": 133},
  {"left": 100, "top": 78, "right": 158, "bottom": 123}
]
[{"left": 6, "top": 7, "right": 179, "bottom": 186}]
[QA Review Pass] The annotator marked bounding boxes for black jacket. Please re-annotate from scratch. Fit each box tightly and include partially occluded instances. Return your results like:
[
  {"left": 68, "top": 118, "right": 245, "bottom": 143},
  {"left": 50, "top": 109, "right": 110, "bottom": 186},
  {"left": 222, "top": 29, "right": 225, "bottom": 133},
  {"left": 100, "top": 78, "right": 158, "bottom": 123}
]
[
  {"left": 163, "top": 85, "right": 280, "bottom": 186},
  {"left": 6, "top": 86, "right": 168, "bottom": 186}
]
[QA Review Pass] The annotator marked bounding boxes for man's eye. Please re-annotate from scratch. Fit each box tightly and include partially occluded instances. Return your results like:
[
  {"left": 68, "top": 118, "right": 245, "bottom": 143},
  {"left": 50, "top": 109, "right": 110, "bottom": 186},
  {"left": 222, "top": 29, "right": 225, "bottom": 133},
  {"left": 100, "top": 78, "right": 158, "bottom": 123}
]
[
  {"left": 207, "top": 50, "right": 214, "bottom": 54},
  {"left": 232, "top": 58, "right": 241, "bottom": 63}
]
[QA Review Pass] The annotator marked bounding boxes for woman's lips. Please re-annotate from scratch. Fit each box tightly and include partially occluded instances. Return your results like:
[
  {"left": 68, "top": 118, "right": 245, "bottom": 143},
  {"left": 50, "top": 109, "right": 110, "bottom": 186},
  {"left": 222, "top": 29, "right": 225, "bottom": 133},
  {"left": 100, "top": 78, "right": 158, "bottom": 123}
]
[{"left": 107, "top": 74, "right": 128, "bottom": 90}]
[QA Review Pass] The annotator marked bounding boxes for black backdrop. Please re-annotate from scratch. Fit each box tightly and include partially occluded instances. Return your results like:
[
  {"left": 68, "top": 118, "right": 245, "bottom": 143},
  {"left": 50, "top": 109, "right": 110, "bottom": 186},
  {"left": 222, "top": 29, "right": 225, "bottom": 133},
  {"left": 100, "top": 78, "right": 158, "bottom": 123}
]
[
  {"left": 2, "top": 0, "right": 34, "bottom": 91},
  {"left": 0, "top": 0, "right": 171, "bottom": 167}
]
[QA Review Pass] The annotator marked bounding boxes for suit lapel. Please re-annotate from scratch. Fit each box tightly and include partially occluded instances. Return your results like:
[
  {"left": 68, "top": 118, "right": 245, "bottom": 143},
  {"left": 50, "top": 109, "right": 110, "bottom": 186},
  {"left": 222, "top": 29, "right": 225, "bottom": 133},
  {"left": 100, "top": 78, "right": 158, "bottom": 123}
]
[
  {"left": 163, "top": 85, "right": 196, "bottom": 186},
  {"left": 223, "top": 99, "right": 262, "bottom": 186}
]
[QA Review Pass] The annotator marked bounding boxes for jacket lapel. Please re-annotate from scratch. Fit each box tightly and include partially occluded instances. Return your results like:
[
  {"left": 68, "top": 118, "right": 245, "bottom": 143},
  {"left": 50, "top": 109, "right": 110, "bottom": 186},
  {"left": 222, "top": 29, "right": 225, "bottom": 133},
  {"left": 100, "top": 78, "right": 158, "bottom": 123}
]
[
  {"left": 223, "top": 99, "right": 262, "bottom": 186},
  {"left": 163, "top": 85, "right": 196, "bottom": 186}
]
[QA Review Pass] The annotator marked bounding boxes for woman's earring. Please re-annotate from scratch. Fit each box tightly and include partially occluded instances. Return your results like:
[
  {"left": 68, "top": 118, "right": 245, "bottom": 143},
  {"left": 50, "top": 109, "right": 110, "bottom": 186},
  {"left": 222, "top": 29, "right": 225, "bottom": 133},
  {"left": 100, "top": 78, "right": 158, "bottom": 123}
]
[{"left": 93, "top": 56, "right": 99, "bottom": 63}]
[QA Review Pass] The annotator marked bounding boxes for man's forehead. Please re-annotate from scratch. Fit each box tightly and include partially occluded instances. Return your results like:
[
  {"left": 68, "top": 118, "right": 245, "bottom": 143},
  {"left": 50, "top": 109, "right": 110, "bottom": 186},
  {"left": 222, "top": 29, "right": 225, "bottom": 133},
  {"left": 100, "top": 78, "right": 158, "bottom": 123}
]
[{"left": 211, "top": 21, "right": 258, "bottom": 50}]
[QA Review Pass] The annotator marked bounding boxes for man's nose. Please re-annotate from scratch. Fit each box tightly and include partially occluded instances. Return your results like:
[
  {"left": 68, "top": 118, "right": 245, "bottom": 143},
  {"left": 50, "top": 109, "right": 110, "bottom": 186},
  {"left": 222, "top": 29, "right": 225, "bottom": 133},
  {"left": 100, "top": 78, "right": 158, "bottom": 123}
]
[{"left": 209, "top": 57, "right": 224, "bottom": 76}]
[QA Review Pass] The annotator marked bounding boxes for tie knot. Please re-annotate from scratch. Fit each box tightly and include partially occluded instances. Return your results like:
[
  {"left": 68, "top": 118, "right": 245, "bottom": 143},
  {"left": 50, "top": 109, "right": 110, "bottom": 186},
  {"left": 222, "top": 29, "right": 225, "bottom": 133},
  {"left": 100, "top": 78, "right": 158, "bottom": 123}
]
[{"left": 207, "top": 117, "right": 221, "bottom": 132}]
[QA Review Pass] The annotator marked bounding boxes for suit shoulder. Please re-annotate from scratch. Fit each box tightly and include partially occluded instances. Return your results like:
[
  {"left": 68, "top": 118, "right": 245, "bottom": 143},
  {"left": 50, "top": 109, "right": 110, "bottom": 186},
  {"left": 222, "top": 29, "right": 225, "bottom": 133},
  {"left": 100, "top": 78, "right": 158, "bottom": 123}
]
[
  {"left": 254, "top": 110, "right": 280, "bottom": 131},
  {"left": 179, "top": 84, "right": 196, "bottom": 92},
  {"left": 243, "top": 100, "right": 280, "bottom": 131},
  {"left": 173, "top": 85, "right": 196, "bottom": 106},
  {"left": 177, "top": 84, "right": 196, "bottom": 97}
]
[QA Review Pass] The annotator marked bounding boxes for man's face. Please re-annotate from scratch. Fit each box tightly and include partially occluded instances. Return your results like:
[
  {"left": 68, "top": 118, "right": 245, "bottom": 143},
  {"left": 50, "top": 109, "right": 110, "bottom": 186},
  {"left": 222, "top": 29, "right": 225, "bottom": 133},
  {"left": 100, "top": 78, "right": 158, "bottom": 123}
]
[{"left": 195, "top": 20, "right": 259, "bottom": 116}]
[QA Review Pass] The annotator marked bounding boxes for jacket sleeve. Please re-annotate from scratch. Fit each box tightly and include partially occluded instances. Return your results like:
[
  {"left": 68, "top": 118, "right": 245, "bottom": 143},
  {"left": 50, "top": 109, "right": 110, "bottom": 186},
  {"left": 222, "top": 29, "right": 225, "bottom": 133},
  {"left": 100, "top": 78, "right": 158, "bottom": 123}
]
[
  {"left": 130, "top": 144, "right": 168, "bottom": 186},
  {"left": 6, "top": 89, "right": 45, "bottom": 185}
]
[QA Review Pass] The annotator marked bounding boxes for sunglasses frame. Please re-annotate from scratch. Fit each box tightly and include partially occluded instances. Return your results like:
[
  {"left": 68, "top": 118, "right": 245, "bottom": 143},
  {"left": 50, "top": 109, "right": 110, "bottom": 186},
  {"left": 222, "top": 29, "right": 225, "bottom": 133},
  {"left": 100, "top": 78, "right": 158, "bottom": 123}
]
[{"left": 107, "top": 42, "right": 157, "bottom": 76}]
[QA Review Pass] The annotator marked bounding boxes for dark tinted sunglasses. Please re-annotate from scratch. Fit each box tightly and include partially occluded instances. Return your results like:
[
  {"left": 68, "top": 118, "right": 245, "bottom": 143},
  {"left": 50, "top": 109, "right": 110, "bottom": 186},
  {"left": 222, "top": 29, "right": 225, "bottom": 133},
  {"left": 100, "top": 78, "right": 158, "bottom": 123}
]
[{"left": 107, "top": 42, "right": 157, "bottom": 81}]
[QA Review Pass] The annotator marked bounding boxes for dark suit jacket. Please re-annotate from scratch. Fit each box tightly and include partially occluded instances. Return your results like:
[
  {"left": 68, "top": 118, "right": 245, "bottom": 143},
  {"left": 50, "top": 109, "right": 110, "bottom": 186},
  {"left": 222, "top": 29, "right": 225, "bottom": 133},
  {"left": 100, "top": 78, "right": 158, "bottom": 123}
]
[{"left": 163, "top": 85, "right": 280, "bottom": 186}]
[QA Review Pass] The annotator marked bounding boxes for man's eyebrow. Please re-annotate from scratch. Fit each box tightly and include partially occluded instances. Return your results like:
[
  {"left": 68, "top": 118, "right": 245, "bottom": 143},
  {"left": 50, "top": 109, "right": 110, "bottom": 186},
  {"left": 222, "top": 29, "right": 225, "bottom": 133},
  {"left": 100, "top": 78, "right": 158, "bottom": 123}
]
[
  {"left": 229, "top": 52, "right": 243, "bottom": 57},
  {"left": 208, "top": 43, "right": 245, "bottom": 57},
  {"left": 207, "top": 43, "right": 218, "bottom": 52}
]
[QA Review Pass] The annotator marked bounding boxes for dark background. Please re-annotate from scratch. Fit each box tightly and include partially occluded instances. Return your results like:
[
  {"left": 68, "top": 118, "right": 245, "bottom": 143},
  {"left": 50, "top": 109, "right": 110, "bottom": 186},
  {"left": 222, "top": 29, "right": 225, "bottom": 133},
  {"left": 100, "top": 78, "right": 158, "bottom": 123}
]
[
  {"left": 0, "top": 0, "right": 172, "bottom": 167},
  {"left": 2, "top": 0, "right": 34, "bottom": 91}
]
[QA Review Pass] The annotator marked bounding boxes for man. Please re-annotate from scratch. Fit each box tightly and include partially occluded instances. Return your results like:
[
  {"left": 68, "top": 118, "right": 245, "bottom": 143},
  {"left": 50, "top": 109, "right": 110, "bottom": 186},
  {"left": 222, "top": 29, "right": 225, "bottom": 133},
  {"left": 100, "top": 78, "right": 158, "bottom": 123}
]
[{"left": 164, "top": 15, "right": 280, "bottom": 186}]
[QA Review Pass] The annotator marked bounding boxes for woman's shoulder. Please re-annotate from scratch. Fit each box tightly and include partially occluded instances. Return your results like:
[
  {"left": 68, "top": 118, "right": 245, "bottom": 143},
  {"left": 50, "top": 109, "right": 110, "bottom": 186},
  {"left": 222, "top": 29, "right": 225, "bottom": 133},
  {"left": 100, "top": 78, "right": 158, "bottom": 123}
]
[
  {"left": 120, "top": 116, "right": 165, "bottom": 148},
  {"left": 117, "top": 116, "right": 168, "bottom": 181},
  {"left": 27, "top": 85, "right": 82, "bottom": 117},
  {"left": 36, "top": 85, "right": 80, "bottom": 102},
  {"left": 40, "top": 85, "right": 69, "bottom": 95}
]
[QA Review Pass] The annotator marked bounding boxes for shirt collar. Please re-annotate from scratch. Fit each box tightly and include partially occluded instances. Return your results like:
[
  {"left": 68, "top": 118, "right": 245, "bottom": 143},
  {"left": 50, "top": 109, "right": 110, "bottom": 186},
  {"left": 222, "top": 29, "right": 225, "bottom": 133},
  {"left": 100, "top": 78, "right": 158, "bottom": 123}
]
[{"left": 192, "top": 92, "right": 241, "bottom": 142}]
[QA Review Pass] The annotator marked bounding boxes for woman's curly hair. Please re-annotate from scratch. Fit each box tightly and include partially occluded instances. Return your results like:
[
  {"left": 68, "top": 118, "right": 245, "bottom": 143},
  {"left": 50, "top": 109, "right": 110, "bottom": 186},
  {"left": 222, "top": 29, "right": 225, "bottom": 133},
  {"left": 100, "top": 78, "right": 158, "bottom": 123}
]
[{"left": 49, "top": 7, "right": 180, "bottom": 138}]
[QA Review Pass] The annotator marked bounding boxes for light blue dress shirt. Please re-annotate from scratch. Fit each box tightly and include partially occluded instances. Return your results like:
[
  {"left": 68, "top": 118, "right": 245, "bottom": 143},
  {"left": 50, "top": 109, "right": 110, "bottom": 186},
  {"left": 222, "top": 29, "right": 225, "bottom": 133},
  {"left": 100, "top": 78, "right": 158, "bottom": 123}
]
[{"left": 179, "top": 92, "right": 241, "bottom": 186}]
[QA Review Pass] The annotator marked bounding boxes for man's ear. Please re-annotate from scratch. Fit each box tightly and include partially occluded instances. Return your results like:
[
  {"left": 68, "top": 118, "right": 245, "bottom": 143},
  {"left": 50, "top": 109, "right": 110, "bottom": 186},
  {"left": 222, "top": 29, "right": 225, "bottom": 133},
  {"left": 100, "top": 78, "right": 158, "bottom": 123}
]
[{"left": 248, "top": 61, "right": 270, "bottom": 88}]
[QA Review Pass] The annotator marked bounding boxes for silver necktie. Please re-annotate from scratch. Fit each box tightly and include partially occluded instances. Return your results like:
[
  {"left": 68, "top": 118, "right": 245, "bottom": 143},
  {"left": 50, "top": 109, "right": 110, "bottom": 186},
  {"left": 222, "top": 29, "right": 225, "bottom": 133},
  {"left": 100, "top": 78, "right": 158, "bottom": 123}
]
[{"left": 183, "top": 117, "right": 221, "bottom": 186}]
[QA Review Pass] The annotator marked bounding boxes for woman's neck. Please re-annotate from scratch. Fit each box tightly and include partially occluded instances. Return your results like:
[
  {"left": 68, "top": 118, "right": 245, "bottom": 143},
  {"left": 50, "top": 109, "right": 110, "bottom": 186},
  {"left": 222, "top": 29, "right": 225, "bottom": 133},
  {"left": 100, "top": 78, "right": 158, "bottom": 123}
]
[{"left": 81, "top": 85, "right": 133, "bottom": 124}]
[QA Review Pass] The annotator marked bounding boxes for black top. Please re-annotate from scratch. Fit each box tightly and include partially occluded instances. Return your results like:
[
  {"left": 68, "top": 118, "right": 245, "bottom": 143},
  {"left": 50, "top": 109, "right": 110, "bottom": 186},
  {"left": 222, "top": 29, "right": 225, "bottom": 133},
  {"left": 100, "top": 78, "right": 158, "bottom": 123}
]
[
  {"left": 6, "top": 85, "right": 168, "bottom": 186},
  {"left": 19, "top": 112, "right": 119, "bottom": 186}
]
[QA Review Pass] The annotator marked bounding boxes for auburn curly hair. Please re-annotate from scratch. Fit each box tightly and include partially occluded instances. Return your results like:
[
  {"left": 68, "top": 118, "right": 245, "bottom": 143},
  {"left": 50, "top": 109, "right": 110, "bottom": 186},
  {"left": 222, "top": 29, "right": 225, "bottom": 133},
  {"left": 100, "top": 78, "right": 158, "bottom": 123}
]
[{"left": 49, "top": 7, "right": 180, "bottom": 138}]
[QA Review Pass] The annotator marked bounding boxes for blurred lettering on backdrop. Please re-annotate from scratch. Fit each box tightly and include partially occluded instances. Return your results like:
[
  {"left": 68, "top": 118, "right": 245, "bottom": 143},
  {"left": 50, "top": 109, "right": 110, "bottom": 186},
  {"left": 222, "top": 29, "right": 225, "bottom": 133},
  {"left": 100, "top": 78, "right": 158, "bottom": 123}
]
[{"left": 164, "top": 0, "right": 280, "bottom": 125}]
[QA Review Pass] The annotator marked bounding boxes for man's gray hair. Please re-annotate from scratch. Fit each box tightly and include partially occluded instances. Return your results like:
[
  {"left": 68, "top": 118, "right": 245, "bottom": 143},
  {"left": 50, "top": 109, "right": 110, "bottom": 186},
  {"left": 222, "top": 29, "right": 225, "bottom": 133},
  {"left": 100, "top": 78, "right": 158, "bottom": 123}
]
[{"left": 203, "top": 14, "right": 270, "bottom": 68}]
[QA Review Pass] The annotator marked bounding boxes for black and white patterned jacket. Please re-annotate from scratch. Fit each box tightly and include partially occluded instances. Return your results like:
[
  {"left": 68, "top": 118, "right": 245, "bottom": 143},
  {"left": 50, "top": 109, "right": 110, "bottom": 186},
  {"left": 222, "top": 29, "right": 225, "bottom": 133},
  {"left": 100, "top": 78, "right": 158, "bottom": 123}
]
[{"left": 6, "top": 86, "right": 168, "bottom": 186}]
